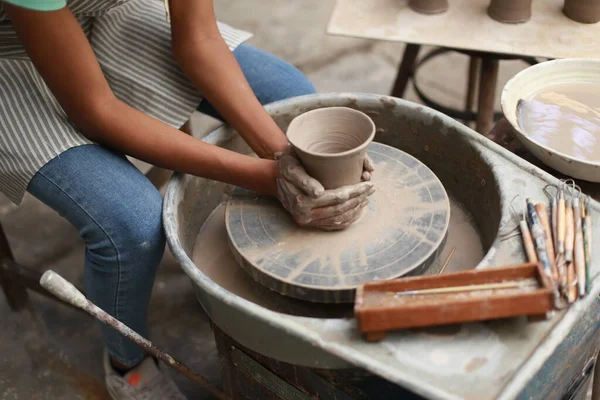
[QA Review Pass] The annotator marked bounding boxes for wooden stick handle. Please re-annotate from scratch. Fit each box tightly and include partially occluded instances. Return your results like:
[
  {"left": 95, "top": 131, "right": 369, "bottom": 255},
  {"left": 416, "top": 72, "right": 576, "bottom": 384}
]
[
  {"left": 557, "top": 198, "right": 565, "bottom": 255},
  {"left": 394, "top": 280, "right": 537, "bottom": 296},
  {"left": 567, "top": 262, "right": 577, "bottom": 304},
  {"left": 573, "top": 201, "right": 585, "bottom": 297},
  {"left": 584, "top": 215, "right": 592, "bottom": 295},
  {"left": 565, "top": 202, "right": 574, "bottom": 263},
  {"left": 575, "top": 231, "right": 585, "bottom": 298},
  {"left": 41, "top": 270, "right": 228, "bottom": 400},
  {"left": 551, "top": 198, "right": 558, "bottom": 251},
  {"left": 535, "top": 204, "right": 557, "bottom": 281},
  {"left": 520, "top": 220, "right": 538, "bottom": 263}
]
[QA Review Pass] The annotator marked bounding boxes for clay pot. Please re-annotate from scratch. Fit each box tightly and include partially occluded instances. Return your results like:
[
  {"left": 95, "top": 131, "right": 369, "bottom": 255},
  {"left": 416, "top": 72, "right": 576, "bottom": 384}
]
[
  {"left": 408, "top": 0, "right": 449, "bottom": 14},
  {"left": 286, "top": 107, "right": 375, "bottom": 190},
  {"left": 563, "top": 0, "right": 600, "bottom": 24},
  {"left": 488, "top": 0, "right": 532, "bottom": 24}
]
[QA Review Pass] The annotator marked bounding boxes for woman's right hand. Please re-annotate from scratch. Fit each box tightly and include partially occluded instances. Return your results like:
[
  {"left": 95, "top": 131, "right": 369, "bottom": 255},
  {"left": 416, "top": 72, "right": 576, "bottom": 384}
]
[{"left": 274, "top": 152, "right": 375, "bottom": 231}]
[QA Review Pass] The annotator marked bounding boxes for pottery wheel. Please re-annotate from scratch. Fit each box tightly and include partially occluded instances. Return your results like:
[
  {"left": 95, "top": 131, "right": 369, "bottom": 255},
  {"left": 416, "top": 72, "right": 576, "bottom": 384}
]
[{"left": 225, "top": 142, "right": 450, "bottom": 303}]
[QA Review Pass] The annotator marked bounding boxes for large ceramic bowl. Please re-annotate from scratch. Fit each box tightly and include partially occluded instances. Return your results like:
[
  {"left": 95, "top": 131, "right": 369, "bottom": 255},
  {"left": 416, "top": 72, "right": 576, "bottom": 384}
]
[{"left": 501, "top": 58, "right": 600, "bottom": 182}]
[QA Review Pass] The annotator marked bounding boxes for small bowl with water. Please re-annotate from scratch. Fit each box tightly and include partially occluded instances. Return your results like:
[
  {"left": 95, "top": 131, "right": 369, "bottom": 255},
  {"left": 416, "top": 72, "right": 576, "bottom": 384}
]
[{"left": 501, "top": 58, "right": 600, "bottom": 182}]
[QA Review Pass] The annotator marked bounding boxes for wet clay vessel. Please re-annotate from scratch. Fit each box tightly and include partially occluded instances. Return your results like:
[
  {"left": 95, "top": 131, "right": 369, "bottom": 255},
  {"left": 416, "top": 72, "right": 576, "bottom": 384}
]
[
  {"left": 563, "top": 0, "right": 600, "bottom": 24},
  {"left": 286, "top": 107, "right": 375, "bottom": 189},
  {"left": 408, "top": 0, "right": 449, "bottom": 14},
  {"left": 488, "top": 0, "right": 532, "bottom": 23}
]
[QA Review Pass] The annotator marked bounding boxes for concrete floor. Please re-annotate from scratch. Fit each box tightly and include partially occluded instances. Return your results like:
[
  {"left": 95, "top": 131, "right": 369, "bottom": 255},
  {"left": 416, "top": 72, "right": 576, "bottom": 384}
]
[{"left": 0, "top": 1, "right": 533, "bottom": 399}]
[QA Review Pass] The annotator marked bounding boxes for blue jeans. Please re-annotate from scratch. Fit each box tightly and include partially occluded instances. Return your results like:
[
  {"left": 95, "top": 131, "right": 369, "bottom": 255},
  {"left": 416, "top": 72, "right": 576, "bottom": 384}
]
[{"left": 27, "top": 43, "right": 315, "bottom": 367}]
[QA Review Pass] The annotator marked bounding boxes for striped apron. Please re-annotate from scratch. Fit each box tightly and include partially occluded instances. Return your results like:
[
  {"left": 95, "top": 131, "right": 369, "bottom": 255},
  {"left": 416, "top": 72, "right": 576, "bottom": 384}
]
[{"left": 0, "top": 0, "right": 252, "bottom": 204}]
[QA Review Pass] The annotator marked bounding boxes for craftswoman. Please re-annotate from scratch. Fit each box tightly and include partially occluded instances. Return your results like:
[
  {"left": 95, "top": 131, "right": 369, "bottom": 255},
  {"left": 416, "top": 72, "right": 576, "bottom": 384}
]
[{"left": 0, "top": 0, "right": 374, "bottom": 398}]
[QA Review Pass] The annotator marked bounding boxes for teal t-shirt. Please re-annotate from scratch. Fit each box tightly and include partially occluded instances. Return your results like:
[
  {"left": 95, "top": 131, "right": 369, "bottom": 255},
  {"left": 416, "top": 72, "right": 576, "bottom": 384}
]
[{"left": 2, "top": 0, "right": 66, "bottom": 11}]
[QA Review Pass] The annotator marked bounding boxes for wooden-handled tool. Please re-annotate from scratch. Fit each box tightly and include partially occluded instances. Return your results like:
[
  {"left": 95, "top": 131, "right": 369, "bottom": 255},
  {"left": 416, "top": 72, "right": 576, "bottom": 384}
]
[
  {"left": 520, "top": 220, "right": 538, "bottom": 263},
  {"left": 535, "top": 204, "right": 557, "bottom": 281},
  {"left": 40, "top": 270, "right": 228, "bottom": 400},
  {"left": 573, "top": 199, "right": 586, "bottom": 297},
  {"left": 565, "top": 200, "right": 574, "bottom": 263},
  {"left": 557, "top": 190, "right": 566, "bottom": 257}
]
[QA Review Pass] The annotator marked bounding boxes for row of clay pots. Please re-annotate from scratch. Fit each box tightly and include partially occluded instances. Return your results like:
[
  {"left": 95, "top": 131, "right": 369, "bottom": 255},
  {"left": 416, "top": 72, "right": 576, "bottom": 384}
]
[{"left": 408, "top": 0, "right": 600, "bottom": 24}]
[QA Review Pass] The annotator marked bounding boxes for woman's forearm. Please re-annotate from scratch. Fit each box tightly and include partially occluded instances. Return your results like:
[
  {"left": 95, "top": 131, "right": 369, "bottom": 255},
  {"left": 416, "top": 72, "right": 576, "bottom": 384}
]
[
  {"left": 170, "top": 2, "right": 289, "bottom": 159},
  {"left": 85, "top": 98, "right": 278, "bottom": 195},
  {"left": 5, "top": 3, "right": 279, "bottom": 195}
]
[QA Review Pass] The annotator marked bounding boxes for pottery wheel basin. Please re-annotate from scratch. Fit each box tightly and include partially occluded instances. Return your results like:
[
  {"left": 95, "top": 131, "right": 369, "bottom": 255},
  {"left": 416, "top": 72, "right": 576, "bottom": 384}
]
[
  {"left": 226, "top": 143, "right": 451, "bottom": 304},
  {"left": 165, "top": 94, "right": 505, "bottom": 322}
]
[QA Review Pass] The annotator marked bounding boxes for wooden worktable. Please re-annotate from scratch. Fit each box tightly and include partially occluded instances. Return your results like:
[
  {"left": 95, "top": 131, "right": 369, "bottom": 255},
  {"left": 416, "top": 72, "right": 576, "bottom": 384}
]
[
  {"left": 327, "top": 0, "right": 600, "bottom": 134},
  {"left": 327, "top": 0, "right": 600, "bottom": 59}
]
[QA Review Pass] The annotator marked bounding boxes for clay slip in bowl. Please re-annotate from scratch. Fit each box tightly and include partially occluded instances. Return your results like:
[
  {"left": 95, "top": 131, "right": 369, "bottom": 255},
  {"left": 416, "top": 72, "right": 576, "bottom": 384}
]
[
  {"left": 286, "top": 107, "right": 376, "bottom": 189},
  {"left": 501, "top": 58, "right": 600, "bottom": 182}
]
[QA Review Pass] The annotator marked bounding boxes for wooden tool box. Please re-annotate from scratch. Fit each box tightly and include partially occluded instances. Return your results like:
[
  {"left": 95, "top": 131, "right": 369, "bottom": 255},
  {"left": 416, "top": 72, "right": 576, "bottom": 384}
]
[{"left": 355, "top": 262, "right": 555, "bottom": 341}]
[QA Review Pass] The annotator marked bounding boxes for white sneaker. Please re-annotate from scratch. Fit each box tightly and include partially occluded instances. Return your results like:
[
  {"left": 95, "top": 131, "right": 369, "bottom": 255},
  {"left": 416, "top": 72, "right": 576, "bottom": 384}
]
[{"left": 103, "top": 351, "right": 187, "bottom": 400}]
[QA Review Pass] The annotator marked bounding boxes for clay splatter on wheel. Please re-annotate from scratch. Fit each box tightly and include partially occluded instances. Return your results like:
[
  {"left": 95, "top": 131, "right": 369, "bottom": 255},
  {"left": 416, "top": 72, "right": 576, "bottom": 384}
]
[{"left": 226, "top": 143, "right": 451, "bottom": 303}]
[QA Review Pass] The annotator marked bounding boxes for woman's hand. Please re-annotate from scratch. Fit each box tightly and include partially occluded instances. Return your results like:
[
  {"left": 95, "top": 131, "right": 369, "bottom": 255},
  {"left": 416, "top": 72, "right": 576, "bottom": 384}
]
[
  {"left": 275, "top": 152, "right": 375, "bottom": 231},
  {"left": 362, "top": 155, "right": 375, "bottom": 181}
]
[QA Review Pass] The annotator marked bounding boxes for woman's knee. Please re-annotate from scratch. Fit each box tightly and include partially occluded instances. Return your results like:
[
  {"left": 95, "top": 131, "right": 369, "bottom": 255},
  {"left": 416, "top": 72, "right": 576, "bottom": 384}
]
[
  {"left": 233, "top": 43, "right": 316, "bottom": 105},
  {"left": 28, "top": 146, "right": 166, "bottom": 273},
  {"left": 111, "top": 189, "right": 165, "bottom": 268}
]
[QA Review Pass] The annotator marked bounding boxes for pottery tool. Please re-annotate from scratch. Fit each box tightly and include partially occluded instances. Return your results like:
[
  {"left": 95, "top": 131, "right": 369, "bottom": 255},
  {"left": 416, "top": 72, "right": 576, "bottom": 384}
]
[
  {"left": 526, "top": 199, "right": 561, "bottom": 304},
  {"left": 355, "top": 262, "right": 554, "bottom": 340},
  {"left": 557, "top": 188, "right": 566, "bottom": 257},
  {"left": 556, "top": 258, "right": 568, "bottom": 299},
  {"left": 226, "top": 143, "right": 450, "bottom": 303},
  {"left": 565, "top": 199, "right": 575, "bottom": 264},
  {"left": 567, "top": 262, "right": 577, "bottom": 304},
  {"left": 393, "top": 279, "right": 538, "bottom": 297},
  {"left": 526, "top": 199, "right": 553, "bottom": 279},
  {"left": 438, "top": 246, "right": 456, "bottom": 275},
  {"left": 544, "top": 185, "right": 559, "bottom": 251},
  {"left": 521, "top": 221, "right": 538, "bottom": 263},
  {"left": 507, "top": 196, "right": 537, "bottom": 263},
  {"left": 535, "top": 203, "right": 557, "bottom": 281},
  {"left": 583, "top": 197, "right": 592, "bottom": 296},
  {"left": 40, "top": 270, "right": 227, "bottom": 400},
  {"left": 573, "top": 195, "right": 586, "bottom": 297}
]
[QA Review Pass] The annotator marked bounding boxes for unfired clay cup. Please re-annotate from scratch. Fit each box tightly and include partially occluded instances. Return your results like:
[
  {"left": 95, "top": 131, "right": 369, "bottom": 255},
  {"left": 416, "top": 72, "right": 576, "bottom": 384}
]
[
  {"left": 408, "top": 0, "right": 449, "bottom": 14},
  {"left": 488, "top": 0, "right": 532, "bottom": 24},
  {"left": 286, "top": 107, "right": 376, "bottom": 190},
  {"left": 563, "top": 0, "right": 600, "bottom": 24}
]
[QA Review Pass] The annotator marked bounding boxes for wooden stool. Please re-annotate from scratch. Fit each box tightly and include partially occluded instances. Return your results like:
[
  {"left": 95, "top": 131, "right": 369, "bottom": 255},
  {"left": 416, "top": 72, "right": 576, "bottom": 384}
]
[{"left": 390, "top": 44, "right": 538, "bottom": 135}]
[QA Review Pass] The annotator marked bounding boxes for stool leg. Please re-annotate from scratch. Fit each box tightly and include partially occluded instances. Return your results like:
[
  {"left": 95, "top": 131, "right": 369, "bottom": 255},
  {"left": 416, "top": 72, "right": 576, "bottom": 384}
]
[
  {"left": 475, "top": 57, "right": 499, "bottom": 135},
  {"left": 0, "top": 224, "right": 29, "bottom": 311},
  {"left": 464, "top": 56, "right": 481, "bottom": 126},
  {"left": 390, "top": 44, "right": 421, "bottom": 98}
]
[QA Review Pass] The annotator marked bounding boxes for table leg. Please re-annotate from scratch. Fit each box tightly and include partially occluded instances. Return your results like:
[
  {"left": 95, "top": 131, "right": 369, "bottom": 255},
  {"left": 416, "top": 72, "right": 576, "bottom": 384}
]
[
  {"left": 475, "top": 57, "right": 499, "bottom": 135},
  {"left": 390, "top": 44, "right": 421, "bottom": 98},
  {"left": 464, "top": 56, "right": 481, "bottom": 126},
  {"left": 0, "top": 223, "right": 29, "bottom": 311}
]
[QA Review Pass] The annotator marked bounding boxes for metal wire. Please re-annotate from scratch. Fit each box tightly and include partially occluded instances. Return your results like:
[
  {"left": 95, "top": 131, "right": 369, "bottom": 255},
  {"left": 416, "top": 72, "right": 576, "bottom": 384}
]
[{"left": 500, "top": 195, "right": 524, "bottom": 240}]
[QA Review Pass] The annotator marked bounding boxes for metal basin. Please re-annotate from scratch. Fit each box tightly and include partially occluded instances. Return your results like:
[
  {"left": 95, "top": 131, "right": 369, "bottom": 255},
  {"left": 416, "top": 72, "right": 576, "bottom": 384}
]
[
  {"left": 164, "top": 93, "right": 558, "bottom": 371},
  {"left": 502, "top": 58, "right": 600, "bottom": 182}
]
